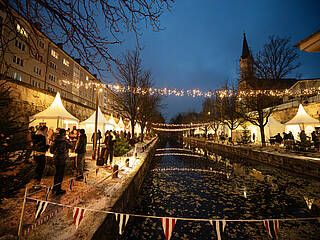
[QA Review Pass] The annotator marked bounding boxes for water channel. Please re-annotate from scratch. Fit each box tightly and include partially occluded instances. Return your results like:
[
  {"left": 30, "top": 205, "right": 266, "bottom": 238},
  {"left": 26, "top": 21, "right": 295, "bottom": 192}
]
[{"left": 123, "top": 137, "right": 320, "bottom": 239}]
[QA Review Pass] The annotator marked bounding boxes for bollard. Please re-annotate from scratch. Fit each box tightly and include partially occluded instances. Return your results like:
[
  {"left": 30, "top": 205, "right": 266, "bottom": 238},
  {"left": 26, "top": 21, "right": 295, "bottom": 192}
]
[
  {"left": 125, "top": 158, "right": 130, "bottom": 167},
  {"left": 112, "top": 164, "right": 119, "bottom": 178}
]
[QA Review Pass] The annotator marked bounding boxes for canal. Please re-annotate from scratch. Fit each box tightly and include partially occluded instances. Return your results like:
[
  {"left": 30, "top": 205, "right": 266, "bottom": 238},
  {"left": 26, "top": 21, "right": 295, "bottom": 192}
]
[{"left": 122, "top": 137, "right": 320, "bottom": 239}]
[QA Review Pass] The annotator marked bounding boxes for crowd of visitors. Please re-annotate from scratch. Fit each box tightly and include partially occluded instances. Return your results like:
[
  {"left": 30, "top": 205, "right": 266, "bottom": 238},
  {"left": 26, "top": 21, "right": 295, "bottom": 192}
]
[
  {"left": 27, "top": 124, "right": 137, "bottom": 195},
  {"left": 27, "top": 125, "right": 88, "bottom": 196}
]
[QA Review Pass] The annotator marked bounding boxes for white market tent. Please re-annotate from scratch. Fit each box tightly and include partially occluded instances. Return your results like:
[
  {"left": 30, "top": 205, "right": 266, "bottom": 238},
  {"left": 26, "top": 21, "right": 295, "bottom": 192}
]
[
  {"left": 265, "top": 116, "right": 285, "bottom": 140},
  {"left": 108, "top": 114, "right": 120, "bottom": 132},
  {"left": 285, "top": 104, "right": 320, "bottom": 139},
  {"left": 30, "top": 92, "right": 79, "bottom": 130},
  {"left": 117, "top": 117, "right": 125, "bottom": 132},
  {"left": 79, "top": 107, "right": 115, "bottom": 142}
]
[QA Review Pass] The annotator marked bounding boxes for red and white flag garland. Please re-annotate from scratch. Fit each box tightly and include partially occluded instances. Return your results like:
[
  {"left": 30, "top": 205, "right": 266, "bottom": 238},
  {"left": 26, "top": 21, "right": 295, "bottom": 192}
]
[
  {"left": 209, "top": 220, "right": 226, "bottom": 240},
  {"left": 161, "top": 217, "right": 177, "bottom": 240},
  {"left": 115, "top": 213, "right": 130, "bottom": 235},
  {"left": 264, "top": 220, "right": 279, "bottom": 239},
  {"left": 73, "top": 207, "right": 86, "bottom": 229}
]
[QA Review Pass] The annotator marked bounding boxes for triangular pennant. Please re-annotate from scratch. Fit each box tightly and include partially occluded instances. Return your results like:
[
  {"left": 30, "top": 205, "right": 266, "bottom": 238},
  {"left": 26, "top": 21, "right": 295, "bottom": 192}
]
[
  {"left": 45, "top": 186, "right": 52, "bottom": 200},
  {"left": 73, "top": 207, "right": 86, "bottom": 229},
  {"left": 35, "top": 200, "right": 48, "bottom": 220},
  {"left": 161, "top": 217, "right": 176, "bottom": 240},
  {"left": 209, "top": 220, "right": 226, "bottom": 240},
  {"left": 116, "top": 214, "right": 130, "bottom": 235},
  {"left": 264, "top": 220, "right": 279, "bottom": 239}
]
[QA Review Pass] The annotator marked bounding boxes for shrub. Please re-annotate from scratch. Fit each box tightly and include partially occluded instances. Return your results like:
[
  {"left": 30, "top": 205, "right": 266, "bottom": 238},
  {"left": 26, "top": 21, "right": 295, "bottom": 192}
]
[{"left": 113, "top": 139, "right": 132, "bottom": 157}]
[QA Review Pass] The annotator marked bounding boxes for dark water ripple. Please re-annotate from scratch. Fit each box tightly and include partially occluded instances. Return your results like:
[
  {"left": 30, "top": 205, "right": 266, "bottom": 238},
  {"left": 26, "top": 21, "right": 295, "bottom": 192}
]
[{"left": 122, "top": 139, "right": 320, "bottom": 239}]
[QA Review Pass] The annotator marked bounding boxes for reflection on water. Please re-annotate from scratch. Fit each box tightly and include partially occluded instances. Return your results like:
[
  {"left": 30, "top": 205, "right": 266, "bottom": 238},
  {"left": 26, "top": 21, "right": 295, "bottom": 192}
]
[{"left": 123, "top": 138, "right": 320, "bottom": 239}]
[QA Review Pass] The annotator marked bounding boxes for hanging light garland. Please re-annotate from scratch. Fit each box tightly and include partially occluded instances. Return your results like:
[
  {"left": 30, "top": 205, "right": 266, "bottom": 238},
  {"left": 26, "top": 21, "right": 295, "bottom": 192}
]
[{"left": 60, "top": 80, "right": 320, "bottom": 98}]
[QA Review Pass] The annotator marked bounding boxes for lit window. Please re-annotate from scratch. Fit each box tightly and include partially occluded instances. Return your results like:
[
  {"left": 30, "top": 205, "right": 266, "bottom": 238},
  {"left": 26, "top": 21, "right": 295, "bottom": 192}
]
[
  {"left": 17, "top": 23, "right": 28, "bottom": 37},
  {"left": 51, "top": 49, "right": 58, "bottom": 59},
  {"left": 86, "top": 76, "right": 89, "bottom": 81},
  {"left": 11, "top": 71, "right": 22, "bottom": 81},
  {"left": 63, "top": 58, "right": 69, "bottom": 67}
]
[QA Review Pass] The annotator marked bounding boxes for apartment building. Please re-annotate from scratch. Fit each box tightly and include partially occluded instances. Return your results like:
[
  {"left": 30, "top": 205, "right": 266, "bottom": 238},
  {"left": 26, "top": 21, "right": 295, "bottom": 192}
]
[{"left": 0, "top": 6, "right": 115, "bottom": 114}]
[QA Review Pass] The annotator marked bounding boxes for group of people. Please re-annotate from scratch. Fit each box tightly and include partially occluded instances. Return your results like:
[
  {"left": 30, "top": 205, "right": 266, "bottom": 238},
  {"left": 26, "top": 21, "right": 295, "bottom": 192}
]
[{"left": 27, "top": 125, "right": 87, "bottom": 196}]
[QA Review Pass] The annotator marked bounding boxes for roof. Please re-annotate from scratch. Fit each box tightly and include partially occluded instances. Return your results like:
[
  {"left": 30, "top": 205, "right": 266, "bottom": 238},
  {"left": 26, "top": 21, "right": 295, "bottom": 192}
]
[
  {"left": 80, "top": 106, "right": 112, "bottom": 125},
  {"left": 294, "top": 29, "right": 320, "bottom": 52},
  {"left": 241, "top": 33, "right": 251, "bottom": 58},
  {"left": 285, "top": 104, "right": 319, "bottom": 125},
  {"left": 30, "top": 92, "right": 78, "bottom": 122}
]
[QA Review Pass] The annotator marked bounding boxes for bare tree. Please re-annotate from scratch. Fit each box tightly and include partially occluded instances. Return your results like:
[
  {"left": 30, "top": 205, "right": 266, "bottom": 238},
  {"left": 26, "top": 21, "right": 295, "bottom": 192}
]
[
  {"left": 136, "top": 71, "right": 163, "bottom": 142},
  {"left": 111, "top": 49, "right": 146, "bottom": 138},
  {"left": 254, "top": 35, "right": 300, "bottom": 82},
  {"left": 238, "top": 35, "right": 300, "bottom": 146},
  {"left": 2, "top": 0, "right": 172, "bottom": 74}
]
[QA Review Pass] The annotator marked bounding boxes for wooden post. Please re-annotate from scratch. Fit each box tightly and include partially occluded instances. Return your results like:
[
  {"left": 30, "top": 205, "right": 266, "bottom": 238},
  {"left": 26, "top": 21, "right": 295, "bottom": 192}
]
[{"left": 18, "top": 187, "right": 28, "bottom": 238}]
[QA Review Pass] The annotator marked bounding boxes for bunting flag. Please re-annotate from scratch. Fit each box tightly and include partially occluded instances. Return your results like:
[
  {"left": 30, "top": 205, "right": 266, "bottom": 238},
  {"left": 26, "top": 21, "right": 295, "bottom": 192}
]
[
  {"left": 45, "top": 186, "right": 52, "bottom": 200},
  {"left": 209, "top": 220, "right": 226, "bottom": 240},
  {"left": 70, "top": 179, "right": 74, "bottom": 191},
  {"left": 115, "top": 213, "right": 130, "bottom": 235},
  {"left": 264, "top": 220, "right": 279, "bottom": 239},
  {"left": 161, "top": 217, "right": 177, "bottom": 240},
  {"left": 73, "top": 207, "right": 86, "bottom": 229},
  {"left": 35, "top": 200, "right": 48, "bottom": 220}
]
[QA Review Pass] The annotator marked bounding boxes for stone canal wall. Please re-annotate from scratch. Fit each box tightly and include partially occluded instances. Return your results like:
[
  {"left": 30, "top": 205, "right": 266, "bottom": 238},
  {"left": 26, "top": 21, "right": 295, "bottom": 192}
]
[
  {"left": 184, "top": 137, "right": 320, "bottom": 179},
  {"left": 92, "top": 139, "right": 158, "bottom": 240}
]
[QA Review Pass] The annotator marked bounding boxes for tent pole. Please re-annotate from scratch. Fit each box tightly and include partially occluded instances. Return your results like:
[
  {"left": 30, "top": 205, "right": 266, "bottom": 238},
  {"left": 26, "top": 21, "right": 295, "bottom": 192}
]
[{"left": 93, "top": 87, "right": 99, "bottom": 161}]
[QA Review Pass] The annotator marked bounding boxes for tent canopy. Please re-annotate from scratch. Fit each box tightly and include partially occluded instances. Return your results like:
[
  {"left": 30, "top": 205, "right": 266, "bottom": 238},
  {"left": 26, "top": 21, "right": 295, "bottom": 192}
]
[
  {"left": 286, "top": 104, "right": 320, "bottom": 125},
  {"left": 30, "top": 92, "right": 78, "bottom": 122},
  {"left": 80, "top": 107, "right": 110, "bottom": 125}
]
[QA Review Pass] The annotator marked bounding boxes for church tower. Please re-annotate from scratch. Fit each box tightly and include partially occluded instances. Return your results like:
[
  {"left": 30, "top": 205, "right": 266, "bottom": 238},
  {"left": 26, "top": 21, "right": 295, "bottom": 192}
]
[{"left": 239, "top": 33, "right": 254, "bottom": 90}]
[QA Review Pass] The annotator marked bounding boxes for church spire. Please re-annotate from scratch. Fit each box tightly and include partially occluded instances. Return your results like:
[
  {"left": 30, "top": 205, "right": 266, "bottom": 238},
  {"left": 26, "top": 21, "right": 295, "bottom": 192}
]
[{"left": 241, "top": 33, "right": 251, "bottom": 58}]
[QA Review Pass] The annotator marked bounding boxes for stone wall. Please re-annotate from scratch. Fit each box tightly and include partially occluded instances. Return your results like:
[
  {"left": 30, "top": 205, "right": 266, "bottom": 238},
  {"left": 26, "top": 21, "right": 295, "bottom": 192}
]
[
  {"left": 92, "top": 139, "right": 158, "bottom": 240},
  {"left": 185, "top": 138, "right": 320, "bottom": 180},
  {"left": 7, "top": 80, "right": 95, "bottom": 122}
]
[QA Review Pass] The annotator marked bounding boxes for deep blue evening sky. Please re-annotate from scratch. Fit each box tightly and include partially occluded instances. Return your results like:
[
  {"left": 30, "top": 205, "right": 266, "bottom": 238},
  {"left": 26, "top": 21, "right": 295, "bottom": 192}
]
[{"left": 109, "top": 0, "right": 320, "bottom": 121}]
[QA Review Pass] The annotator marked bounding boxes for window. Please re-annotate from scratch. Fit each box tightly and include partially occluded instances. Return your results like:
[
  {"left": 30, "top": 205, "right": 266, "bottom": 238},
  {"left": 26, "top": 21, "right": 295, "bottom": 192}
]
[
  {"left": 86, "top": 75, "right": 89, "bottom": 81},
  {"left": 11, "top": 71, "right": 22, "bottom": 81},
  {"left": 51, "top": 49, "right": 58, "bottom": 59},
  {"left": 48, "top": 86, "right": 55, "bottom": 93},
  {"left": 63, "top": 58, "right": 69, "bottom": 67},
  {"left": 17, "top": 23, "right": 28, "bottom": 37},
  {"left": 32, "top": 80, "right": 40, "bottom": 88},
  {"left": 49, "top": 61, "right": 57, "bottom": 69},
  {"left": 35, "top": 53, "right": 43, "bottom": 62},
  {"left": 49, "top": 74, "right": 56, "bottom": 82},
  {"left": 62, "top": 70, "right": 68, "bottom": 77},
  {"left": 15, "top": 39, "right": 25, "bottom": 51},
  {"left": 33, "top": 66, "right": 42, "bottom": 75},
  {"left": 61, "top": 80, "right": 67, "bottom": 87},
  {"left": 13, "top": 56, "right": 23, "bottom": 66}
]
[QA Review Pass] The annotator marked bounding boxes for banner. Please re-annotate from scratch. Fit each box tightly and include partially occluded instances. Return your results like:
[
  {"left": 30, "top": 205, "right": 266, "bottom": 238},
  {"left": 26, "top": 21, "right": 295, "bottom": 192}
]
[
  {"left": 209, "top": 220, "right": 226, "bottom": 240},
  {"left": 161, "top": 217, "right": 177, "bottom": 240},
  {"left": 35, "top": 200, "right": 48, "bottom": 220},
  {"left": 73, "top": 207, "right": 86, "bottom": 229},
  {"left": 115, "top": 213, "right": 130, "bottom": 235},
  {"left": 264, "top": 220, "right": 279, "bottom": 239}
]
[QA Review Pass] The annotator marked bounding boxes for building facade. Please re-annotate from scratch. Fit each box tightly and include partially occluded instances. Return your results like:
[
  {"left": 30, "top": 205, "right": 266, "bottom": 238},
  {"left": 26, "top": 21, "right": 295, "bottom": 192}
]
[{"left": 0, "top": 6, "right": 116, "bottom": 115}]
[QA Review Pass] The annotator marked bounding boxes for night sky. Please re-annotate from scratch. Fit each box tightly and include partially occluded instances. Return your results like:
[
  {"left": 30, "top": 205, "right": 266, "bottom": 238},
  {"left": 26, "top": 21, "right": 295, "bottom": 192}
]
[{"left": 109, "top": 0, "right": 320, "bottom": 121}]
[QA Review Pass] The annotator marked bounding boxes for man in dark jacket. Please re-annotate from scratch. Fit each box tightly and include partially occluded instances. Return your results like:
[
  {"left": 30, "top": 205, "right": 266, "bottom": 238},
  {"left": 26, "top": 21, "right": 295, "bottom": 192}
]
[
  {"left": 32, "top": 125, "right": 50, "bottom": 185},
  {"left": 75, "top": 129, "right": 87, "bottom": 180},
  {"left": 104, "top": 131, "right": 116, "bottom": 168},
  {"left": 50, "top": 128, "right": 73, "bottom": 195}
]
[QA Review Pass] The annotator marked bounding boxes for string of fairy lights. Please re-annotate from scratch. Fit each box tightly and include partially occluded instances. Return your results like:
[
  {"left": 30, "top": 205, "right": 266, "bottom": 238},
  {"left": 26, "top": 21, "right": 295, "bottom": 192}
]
[{"left": 60, "top": 79, "right": 320, "bottom": 98}]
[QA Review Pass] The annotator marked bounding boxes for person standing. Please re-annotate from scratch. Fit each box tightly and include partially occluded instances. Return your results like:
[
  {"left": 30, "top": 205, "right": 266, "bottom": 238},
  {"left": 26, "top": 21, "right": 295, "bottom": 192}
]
[
  {"left": 32, "top": 125, "right": 50, "bottom": 185},
  {"left": 50, "top": 129, "right": 73, "bottom": 195},
  {"left": 75, "top": 129, "right": 87, "bottom": 180},
  {"left": 104, "top": 131, "right": 116, "bottom": 168}
]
